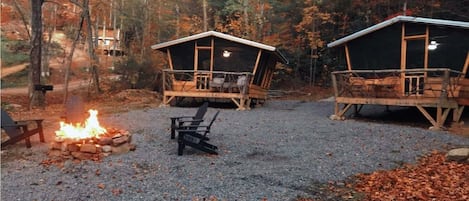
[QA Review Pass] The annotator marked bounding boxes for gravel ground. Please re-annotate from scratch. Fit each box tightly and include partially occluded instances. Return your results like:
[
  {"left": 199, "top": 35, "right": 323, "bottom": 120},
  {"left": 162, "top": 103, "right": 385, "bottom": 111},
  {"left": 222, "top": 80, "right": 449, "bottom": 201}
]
[{"left": 2, "top": 100, "right": 468, "bottom": 200}]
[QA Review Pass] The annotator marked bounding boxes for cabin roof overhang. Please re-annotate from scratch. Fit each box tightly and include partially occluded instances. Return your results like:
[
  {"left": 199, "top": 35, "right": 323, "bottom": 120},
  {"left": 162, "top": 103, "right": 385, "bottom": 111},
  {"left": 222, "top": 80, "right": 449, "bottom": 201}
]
[
  {"left": 327, "top": 15, "right": 469, "bottom": 48},
  {"left": 151, "top": 31, "right": 288, "bottom": 64}
]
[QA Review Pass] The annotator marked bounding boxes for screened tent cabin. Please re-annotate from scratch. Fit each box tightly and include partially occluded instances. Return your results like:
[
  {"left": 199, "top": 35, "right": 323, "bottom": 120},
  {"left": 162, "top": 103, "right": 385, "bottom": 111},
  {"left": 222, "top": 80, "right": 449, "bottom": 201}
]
[
  {"left": 151, "top": 31, "right": 288, "bottom": 110},
  {"left": 327, "top": 16, "right": 469, "bottom": 130}
]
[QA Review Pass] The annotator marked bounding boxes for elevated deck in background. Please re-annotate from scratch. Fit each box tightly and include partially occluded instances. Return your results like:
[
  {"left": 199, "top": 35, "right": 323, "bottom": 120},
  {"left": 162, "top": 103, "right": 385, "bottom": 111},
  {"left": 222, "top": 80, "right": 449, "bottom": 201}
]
[
  {"left": 162, "top": 70, "right": 272, "bottom": 110},
  {"left": 331, "top": 68, "right": 468, "bottom": 130}
]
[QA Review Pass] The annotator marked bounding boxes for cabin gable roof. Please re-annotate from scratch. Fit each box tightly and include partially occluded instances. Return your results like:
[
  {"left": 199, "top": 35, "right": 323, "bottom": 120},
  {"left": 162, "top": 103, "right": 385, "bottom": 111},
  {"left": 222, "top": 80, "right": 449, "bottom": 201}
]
[
  {"left": 151, "top": 31, "right": 288, "bottom": 64},
  {"left": 327, "top": 16, "right": 469, "bottom": 48}
]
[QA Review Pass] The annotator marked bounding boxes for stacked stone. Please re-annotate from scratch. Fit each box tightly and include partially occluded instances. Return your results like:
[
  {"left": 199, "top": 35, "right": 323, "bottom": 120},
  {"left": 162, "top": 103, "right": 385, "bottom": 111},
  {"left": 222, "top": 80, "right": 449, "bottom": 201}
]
[{"left": 48, "top": 128, "right": 136, "bottom": 161}]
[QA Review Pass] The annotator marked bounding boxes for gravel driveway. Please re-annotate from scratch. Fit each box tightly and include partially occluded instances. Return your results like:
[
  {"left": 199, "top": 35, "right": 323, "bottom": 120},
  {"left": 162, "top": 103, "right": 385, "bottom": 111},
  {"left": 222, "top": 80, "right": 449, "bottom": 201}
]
[{"left": 2, "top": 100, "right": 468, "bottom": 200}]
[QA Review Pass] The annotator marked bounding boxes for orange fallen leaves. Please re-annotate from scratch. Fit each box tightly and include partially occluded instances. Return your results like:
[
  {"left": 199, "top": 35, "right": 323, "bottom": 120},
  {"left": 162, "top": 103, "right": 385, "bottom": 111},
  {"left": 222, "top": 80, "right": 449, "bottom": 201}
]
[{"left": 354, "top": 151, "right": 469, "bottom": 201}]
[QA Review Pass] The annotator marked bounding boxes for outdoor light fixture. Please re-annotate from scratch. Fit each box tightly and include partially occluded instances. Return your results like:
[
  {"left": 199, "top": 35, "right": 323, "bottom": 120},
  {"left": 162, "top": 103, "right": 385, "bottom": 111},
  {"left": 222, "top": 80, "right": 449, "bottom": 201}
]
[
  {"left": 428, "top": 40, "right": 438, "bottom": 50},
  {"left": 222, "top": 50, "right": 231, "bottom": 57}
]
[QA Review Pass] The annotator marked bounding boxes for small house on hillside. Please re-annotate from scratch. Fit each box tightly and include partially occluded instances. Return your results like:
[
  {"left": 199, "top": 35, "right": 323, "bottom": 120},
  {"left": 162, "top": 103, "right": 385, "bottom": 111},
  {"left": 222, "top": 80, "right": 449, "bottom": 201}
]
[
  {"left": 151, "top": 31, "right": 288, "bottom": 110},
  {"left": 327, "top": 16, "right": 469, "bottom": 130},
  {"left": 94, "top": 28, "right": 123, "bottom": 56}
]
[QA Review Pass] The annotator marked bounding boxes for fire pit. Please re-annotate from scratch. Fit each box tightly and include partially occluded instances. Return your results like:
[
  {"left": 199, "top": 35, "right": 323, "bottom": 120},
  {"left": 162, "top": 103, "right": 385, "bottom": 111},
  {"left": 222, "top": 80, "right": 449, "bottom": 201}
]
[{"left": 48, "top": 110, "right": 135, "bottom": 161}]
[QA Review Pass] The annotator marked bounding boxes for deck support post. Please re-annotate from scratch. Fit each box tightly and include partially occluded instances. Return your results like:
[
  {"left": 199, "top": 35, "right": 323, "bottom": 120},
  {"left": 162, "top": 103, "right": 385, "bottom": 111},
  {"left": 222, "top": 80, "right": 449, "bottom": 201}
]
[
  {"left": 330, "top": 103, "right": 354, "bottom": 120},
  {"left": 415, "top": 105, "right": 451, "bottom": 130},
  {"left": 452, "top": 105, "right": 465, "bottom": 123}
]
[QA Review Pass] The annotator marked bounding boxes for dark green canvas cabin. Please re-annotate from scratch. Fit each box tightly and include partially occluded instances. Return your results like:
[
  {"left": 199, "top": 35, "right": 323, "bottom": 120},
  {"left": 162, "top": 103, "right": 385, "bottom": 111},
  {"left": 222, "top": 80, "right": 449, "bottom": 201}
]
[
  {"left": 151, "top": 31, "right": 288, "bottom": 110},
  {"left": 327, "top": 16, "right": 469, "bottom": 130}
]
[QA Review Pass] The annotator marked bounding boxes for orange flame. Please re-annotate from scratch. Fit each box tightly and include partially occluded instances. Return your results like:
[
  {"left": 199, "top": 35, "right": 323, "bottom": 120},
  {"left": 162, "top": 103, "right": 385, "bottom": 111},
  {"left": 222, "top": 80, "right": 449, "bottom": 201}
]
[{"left": 55, "top": 109, "right": 107, "bottom": 140}]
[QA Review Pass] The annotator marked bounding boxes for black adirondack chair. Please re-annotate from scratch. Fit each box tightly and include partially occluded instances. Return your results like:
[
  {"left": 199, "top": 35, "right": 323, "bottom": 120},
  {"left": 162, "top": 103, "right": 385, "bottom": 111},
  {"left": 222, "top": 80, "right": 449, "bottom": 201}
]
[
  {"left": 177, "top": 110, "right": 220, "bottom": 156},
  {"left": 170, "top": 102, "right": 208, "bottom": 139},
  {"left": 1, "top": 109, "right": 45, "bottom": 149}
]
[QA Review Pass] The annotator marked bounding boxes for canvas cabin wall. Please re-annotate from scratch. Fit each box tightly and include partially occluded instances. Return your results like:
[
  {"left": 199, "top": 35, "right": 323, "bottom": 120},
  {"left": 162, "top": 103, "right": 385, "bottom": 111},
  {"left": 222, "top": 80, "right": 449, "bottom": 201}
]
[
  {"left": 152, "top": 31, "right": 287, "bottom": 110},
  {"left": 328, "top": 16, "right": 469, "bottom": 130}
]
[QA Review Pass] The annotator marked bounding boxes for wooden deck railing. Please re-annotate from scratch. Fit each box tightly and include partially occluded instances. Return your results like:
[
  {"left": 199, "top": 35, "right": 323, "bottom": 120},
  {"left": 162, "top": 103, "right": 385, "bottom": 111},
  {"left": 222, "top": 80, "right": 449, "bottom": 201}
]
[
  {"left": 331, "top": 68, "right": 462, "bottom": 99},
  {"left": 162, "top": 69, "right": 252, "bottom": 95}
]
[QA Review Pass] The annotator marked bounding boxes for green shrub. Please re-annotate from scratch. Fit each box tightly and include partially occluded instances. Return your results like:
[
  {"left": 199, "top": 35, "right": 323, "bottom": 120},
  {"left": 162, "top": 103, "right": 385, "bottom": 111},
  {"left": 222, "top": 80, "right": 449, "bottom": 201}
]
[{"left": 1, "top": 39, "right": 30, "bottom": 66}]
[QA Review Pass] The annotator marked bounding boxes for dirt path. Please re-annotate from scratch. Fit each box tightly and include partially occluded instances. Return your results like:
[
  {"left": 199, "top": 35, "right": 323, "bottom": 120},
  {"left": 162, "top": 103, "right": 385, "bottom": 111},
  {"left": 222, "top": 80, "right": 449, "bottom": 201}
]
[
  {"left": 1, "top": 79, "right": 91, "bottom": 95},
  {"left": 1, "top": 63, "right": 28, "bottom": 78}
]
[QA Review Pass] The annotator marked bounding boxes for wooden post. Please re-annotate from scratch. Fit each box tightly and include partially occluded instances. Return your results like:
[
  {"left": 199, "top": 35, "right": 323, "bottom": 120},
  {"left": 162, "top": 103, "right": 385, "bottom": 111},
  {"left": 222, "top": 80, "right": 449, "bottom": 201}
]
[
  {"left": 210, "top": 38, "right": 214, "bottom": 79},
  {"left": 166, "top": 49, "right": 174, "bottom": 70},
  {"left": 400, "top": 23, "right": 407, "bottom": 96},
  {"left": 345, "top": 44, "right": 352, "bottom": 71},
  {"left": 461, "top": 52, "right": 469, "bottom": 78},
  {"left": 251, "top": 49, "right": 262, "bottom": 84},
  {"left": 331, "top": 73, "right": 339, "bottom": 98}
]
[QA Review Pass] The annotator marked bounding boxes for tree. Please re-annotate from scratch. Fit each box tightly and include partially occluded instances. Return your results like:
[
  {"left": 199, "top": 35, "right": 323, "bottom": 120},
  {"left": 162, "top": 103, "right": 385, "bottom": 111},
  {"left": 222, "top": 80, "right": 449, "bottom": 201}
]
[{"left": 29, "top": 0, "right": 44, "bottom": 109}]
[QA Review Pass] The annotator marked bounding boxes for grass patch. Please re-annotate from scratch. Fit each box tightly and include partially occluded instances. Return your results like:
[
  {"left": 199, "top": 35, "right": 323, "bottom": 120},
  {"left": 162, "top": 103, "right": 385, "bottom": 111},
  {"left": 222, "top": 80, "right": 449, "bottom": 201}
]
[
  {"left": 1, "top": 67, "right": 29, "bottom": 88},
  {"left": 1, "top": 39, "right": 30, "bottom": 66}
]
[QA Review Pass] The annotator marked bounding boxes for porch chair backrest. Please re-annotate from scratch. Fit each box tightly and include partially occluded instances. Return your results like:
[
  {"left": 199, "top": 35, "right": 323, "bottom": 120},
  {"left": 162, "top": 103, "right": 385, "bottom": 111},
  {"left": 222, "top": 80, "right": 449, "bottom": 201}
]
[
  {"left": 188, "top": 102, "right": 209, "bottom": 128},
  {"left": 194, "top": 102, "right": 208, "bottom": 120},
  {"left": 237, "top": 75, "right": 247, "bottom": 86},
  {"left": 1, "top": 109, "right": 21, "bottom": 138}
]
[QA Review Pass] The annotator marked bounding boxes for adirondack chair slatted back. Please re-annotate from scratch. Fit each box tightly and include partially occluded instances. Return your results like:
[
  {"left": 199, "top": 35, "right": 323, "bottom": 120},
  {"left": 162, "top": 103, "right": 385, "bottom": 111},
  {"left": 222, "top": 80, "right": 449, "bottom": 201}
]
[
  {"left": 189, "top": 102, "right": 208, "bottom": 127},
  {"left": 193, "top": 102, "right": 208, "bottom": 119},
  {"left": 1, "top": 110, "right": 21, "bottom": 138}
]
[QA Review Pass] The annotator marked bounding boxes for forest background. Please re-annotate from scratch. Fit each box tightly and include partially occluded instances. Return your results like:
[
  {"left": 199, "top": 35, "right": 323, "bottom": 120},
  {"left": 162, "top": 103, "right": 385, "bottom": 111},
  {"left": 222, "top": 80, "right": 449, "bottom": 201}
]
[{"left": 1, "top": 0, "right": 468, "bottom": 97}]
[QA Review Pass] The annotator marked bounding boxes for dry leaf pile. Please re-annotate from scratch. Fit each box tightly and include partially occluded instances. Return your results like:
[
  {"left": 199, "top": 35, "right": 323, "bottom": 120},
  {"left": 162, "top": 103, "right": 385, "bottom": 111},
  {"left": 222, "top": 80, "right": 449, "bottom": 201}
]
[{"left": 353, "top": 151, "right": 469, "bottom": 201}]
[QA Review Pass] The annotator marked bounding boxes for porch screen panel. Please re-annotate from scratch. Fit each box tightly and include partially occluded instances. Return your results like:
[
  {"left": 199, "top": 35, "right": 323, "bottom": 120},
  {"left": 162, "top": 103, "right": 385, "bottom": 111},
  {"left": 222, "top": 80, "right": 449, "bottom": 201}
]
[
  {"left": 212, "top": 38, "right": 257, "bottom": 72},
  {"left": 428, "top": 27, "right": 469, "bottom": 78},
  {"left": 347, "top": 24, "right": 401, "bottom": 70},
  {"left": 169, "top": 44, "right": 195, "bottom": 81}
]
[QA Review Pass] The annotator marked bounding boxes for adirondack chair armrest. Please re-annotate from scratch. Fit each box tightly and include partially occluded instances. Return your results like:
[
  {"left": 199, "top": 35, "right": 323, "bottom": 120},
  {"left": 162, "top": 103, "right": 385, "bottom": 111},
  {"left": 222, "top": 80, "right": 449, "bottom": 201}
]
[
  {"left": 170, "top": 116, "right": 195, "bottom": 120},
  {"left": 1, "top": 123, "right": 25, "bottom": 128},
  {"left": 177, "top": 119, "right": 204, "bottom": 123},
  {"left": 16, "top": 119, "right": 44, "bottom": 124}
]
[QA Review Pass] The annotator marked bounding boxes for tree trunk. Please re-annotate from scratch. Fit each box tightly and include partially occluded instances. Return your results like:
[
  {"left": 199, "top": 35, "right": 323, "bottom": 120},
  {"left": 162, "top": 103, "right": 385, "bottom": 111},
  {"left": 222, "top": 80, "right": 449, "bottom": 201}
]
[
  {"left": 63, "top": 12, "right": 85, "bottom": 105},
  {"left": 29, "top": 0, "right": 44, "bottom": 109},
  {"left": 202, "top": 0, "right": 208, "bottom": 32},
  {"left": 83, "top": 0, "right": 101, "bottom": 93},
  {"left": 13, "top": 0, "right": 31, "bottom": 40},
  {"left": 243, "top": 0, "right": 249, "bottom": 37},
  {"left": 175, "top": 3, "right": 180, "bottom": 38}
]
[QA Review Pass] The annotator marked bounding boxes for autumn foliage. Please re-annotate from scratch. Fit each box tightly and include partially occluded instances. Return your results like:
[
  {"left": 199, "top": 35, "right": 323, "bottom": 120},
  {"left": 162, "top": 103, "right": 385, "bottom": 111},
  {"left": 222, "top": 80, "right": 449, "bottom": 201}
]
[{"left": 354, "top": 151, "right": 469, "bottom": 201}]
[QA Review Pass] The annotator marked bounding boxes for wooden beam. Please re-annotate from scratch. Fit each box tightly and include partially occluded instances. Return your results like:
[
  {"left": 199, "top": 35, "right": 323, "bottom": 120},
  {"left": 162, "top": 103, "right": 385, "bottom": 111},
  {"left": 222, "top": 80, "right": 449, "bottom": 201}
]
[
  {"left": 345, "top": 44, "right": 352, "bottom": 71},
  {"left": 461, "top": 51, "right": 469, "bottom": 78},
  {"left": 403, "top": 34, "right": 426, "bottom": 40},
  {"left": 196, "top": 46, "right": 211, "bottom": 50},
  {"left": 452, "top": 106, "right": 465, "bottom": 122},
  {"left": 335, "top": 97, "right": 459, "bottom": 108},
  {"left": 336, "top": 103, "right": 353, "bottom": 117},
  {"left": 400, "top": 23, "right": 407, "bottom": 96},
  {"left": 251, "top": 49, "right": 262, "bottom": 84},
  {"left": 166, "top": 49, "right": 174, "bottom": 70},
  {"left": 194, "top": 42, "right": 198, "bottom": 71},
  {"left": 210, "top": 38, "right": 214, "bottom": 78},
  {"left": 416, "top": 105, "right": 438, "bottom": 128},
  {"left": 423, "top": 26, "right": 429, "bottom": 70}
]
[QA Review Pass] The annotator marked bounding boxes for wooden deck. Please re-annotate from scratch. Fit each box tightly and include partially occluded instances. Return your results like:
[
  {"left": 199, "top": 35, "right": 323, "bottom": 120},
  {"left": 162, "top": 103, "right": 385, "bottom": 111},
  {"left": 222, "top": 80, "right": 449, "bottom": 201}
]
[
  {"left": 331, "top": 68, "right": 468, "bottom": 130},
  {"left": 162, "top": 70, "right": 270, "bottom": 110}
]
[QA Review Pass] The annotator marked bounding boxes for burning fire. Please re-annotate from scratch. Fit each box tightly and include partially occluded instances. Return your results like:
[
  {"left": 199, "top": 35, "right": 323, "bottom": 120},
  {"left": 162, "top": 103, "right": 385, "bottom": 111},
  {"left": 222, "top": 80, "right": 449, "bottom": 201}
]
[{"left": 55, "top": 109, "right": 107, "bottom": 140}]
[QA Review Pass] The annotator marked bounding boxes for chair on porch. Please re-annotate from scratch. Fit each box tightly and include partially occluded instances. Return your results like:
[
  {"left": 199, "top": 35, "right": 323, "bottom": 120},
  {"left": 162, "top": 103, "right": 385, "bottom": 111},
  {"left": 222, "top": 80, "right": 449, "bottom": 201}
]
[
  {"left": 1, "top": 109, "right": 45, "bottom": 149},
  {"left": 170, "top": 102, "right": 208, "bottom": 139},
  {"left": 176, "top": 110, "right": 220, "bottom": 156}
]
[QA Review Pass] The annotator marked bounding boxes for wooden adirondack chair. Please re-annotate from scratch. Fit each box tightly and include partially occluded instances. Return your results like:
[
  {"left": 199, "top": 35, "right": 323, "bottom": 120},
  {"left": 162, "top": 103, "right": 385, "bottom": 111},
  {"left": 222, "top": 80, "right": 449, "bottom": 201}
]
[
  {"left": 170, "top": 102, "right": 208, "bottom": 139},
  {"left": 176, "top": 110, "right": 220, "bottom": 156},
  {"left": 1, "top": 109, "right": 45, "bottom": 148}
]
